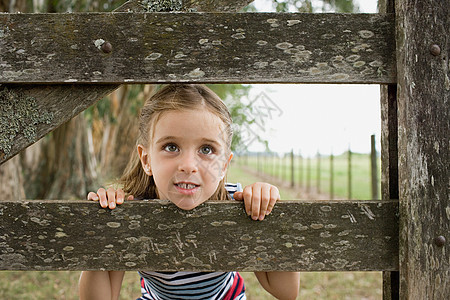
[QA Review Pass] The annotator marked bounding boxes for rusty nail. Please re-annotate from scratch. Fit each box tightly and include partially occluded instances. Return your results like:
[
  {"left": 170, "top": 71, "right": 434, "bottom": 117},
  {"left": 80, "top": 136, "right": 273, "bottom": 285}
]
[
  {"left": 101, "top": 42, "right": 112, "bottom": 53},
  {"left": 430, "top": 44, "right": 441, "bottom": 56},
  {"left": 434, "top": 236, "right": 446, "bottom": 247}
]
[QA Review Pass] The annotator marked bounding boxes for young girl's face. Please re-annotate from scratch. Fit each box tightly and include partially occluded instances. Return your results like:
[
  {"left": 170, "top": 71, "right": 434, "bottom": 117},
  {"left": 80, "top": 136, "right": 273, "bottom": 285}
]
[{"left": 139, "top": 109, "right": 232, "bottom": 210}]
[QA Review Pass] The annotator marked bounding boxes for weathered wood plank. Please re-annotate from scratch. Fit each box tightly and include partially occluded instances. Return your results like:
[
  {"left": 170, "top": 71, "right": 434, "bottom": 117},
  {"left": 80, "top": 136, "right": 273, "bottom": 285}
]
[
  {"left": 0, "top": 200, "right": 399, "bottom": 271},
  {"left": 396, "top": 0, "right": 449, "bottom": 299},
  {"left": 0, "top": 84, "right": 118, "bottom": 164},
  {"left": 0, "top": 12, "right": 396, "bottom": 84},
  {"left": 379, "top": 1, "right": 399, "bottom": 299}
]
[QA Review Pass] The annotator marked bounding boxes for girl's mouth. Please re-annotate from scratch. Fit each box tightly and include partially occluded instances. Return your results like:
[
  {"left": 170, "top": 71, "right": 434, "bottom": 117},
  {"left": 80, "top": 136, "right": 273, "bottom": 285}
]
[
  {"left": 174, "top": 182, "right": 200, "bottom": 195},
  {"left": 176, "top": 183, "right": 197, "bottom": 189}
]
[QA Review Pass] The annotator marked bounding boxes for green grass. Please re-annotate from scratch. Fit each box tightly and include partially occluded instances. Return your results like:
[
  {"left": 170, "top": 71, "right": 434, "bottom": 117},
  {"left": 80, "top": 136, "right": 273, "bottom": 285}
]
[
  {"left": 227, "top": 162, "right": 299, "bottom": 200},
  {"left": 0, "top": 271, "right": 142, "bottom": 299},
  {"left": 236, "top": 152, "right": 382, "bottom": 200},
  {"left": 241, "top": 272, "right": 382, "bottom": 299},
  {"left": 0, "top": 270, "right": 381, "bottom": 299}
]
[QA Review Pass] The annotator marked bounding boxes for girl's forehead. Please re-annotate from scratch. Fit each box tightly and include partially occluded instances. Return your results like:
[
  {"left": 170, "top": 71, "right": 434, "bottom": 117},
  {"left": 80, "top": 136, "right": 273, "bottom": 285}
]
[{"left": 153, "top": 109, "right": 226, "bottom": 141}]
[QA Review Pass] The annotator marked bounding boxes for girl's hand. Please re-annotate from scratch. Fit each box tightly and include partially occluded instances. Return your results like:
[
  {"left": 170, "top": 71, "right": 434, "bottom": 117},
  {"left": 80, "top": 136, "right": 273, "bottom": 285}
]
[
  {"left": 87, "top": 187, "right": 134, "bottom": 209},
  {"left": 233, "top": 182, "right": 280, "bottom": 221}
]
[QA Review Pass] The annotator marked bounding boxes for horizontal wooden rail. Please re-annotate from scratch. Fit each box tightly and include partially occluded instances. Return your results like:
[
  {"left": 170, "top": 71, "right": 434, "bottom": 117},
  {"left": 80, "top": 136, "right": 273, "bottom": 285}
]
[
  {"left": 0, "top": 12, "right": 395, "bottom": 84},
  {"left": 0, "top": 199, "right": 399, "bottom": 271}
]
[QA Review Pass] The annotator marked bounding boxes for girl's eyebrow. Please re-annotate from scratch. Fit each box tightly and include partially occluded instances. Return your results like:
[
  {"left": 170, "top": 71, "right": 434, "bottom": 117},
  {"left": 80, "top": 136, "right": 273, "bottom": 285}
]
[
  {"left": 155, "top": 136, "right": 177, "bottom": 144},
  {"left": 155, "top": 136, "right": 222, "bottom": 147},
  {"left": 200, "top": 138, "right": 222, "bottom": 147}
]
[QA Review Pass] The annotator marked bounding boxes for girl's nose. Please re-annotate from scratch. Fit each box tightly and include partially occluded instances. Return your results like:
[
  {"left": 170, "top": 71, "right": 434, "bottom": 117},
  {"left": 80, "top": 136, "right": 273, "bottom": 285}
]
[{"left": 178, "top": 152, "right": 199, "bottom": 173}]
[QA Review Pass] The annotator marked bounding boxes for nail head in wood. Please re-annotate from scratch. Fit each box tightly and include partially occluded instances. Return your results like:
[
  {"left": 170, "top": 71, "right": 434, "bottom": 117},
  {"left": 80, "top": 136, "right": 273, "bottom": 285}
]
[
  {"left": 434, "top": 236, "right": 446, "bottom": 247},
  {"left": 429, "top": 44, "right": 441, "bottom": 56},
  {"left": 101, "top": 42, "right": 113, "bottom": 53}
]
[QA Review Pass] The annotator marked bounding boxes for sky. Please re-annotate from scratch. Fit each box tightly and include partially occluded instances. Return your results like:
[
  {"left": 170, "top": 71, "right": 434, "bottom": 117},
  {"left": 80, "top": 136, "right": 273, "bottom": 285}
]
[{"left": 241, "top": 0, "right": 380, "bottom": 157}]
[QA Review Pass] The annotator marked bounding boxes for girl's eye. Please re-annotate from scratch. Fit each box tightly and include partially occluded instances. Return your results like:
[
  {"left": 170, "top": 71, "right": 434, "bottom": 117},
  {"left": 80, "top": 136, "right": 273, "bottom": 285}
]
[
  {"left": 200, "top": 145, "right": 214, "bottom": 155},
  {"left": 164, "top": 144, "right": 179, "bottom": 152}
]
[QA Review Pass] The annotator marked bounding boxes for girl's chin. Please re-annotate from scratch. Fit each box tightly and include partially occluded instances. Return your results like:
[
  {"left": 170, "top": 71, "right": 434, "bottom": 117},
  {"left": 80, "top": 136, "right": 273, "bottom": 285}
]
[{"left": 171, "top": 198, "right": 207, "bottom": 210}]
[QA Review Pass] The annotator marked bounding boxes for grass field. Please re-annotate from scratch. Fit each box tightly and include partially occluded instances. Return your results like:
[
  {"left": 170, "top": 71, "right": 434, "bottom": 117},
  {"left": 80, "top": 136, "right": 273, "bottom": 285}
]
[
  {"left": 234, "top": 152, "right": 381, "bottom": 200},
  {"left": 0, "top": 270, "right": 382, "bottom": 299},
  {"left": 0, "top": 164, "right": 382, "bottom": 299}
]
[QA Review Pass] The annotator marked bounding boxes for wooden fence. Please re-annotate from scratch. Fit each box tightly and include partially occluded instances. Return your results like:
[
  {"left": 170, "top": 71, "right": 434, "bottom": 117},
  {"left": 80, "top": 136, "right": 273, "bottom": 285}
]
[
  {"left": 238, "top": 134, "right": 380, "bottom": 200},
  {"left": 0, "top": 0, "right": 448, "bottom": 299}
]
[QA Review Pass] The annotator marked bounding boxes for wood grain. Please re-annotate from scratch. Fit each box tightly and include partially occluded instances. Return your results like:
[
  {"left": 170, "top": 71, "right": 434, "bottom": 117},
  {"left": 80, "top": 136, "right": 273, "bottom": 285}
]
[
  {"left": 396, "top": 0, "right": 449, "bottom": 298},
  {"left": 0, "top": 199, "right": 399, "bottom": 271},
  {"left": 0, "top": 12, "right": 396, "bottom": 84}
]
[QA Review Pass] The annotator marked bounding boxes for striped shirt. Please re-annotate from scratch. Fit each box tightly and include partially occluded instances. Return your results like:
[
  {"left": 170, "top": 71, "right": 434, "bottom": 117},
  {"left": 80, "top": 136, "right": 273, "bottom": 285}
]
[
  {"left": 138, "top": 271, "right": 246, "bottom": 300},
  {"left": 225, "top": 183, "right": 242, "bottom": 200},
  {"left": 137, "top": 183, "right": 245, "bottom": 300}
]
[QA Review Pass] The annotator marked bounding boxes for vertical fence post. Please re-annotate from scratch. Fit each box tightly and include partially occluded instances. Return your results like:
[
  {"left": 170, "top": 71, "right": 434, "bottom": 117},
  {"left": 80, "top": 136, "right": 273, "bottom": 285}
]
[
  {"left": 290, "top": 149, "right": 294, "bottom": 188},
  {"left": 306, "top": 156, "right": 311, "bottom": 194},
  {"left": 264, "top": 152, "right": 267, "bottom": 176},
  {"left": 395, "top": 1, "right": 449, "bottom": 297},
  {"left": 330, "top": 151, "right": 334, "bottom": 200},
  {"left": 279, "top": 155, "right": 283, "bottom": 181},
  {"left": 298, "top": 150, "right": 303, "bottom": 188},
  {"left": 316, "top": 151, "right": 321, "bottom": 194},
  {"left": 348, "top": 147, "right": 352, "bottom": 200},
  {"left": 272, "top": 153, "right": 276, "bottom": 178},
  {"left": 371, "top": 134, "right": 379, "bottom": 200},
  {"left": 256, "top": 152, "right": 259, "bottom": 175},
  {"left": 284, "top": 154, "right": 288, "bottom": 182}
]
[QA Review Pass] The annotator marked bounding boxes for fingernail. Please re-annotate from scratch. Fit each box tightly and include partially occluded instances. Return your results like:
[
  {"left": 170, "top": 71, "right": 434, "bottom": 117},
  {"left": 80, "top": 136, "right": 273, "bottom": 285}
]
[
  {"left": 101, "top": 201, "right": 106, "bottom": 207},
  {"left": 94, "top": 196, "right": 99, "bottom": 201},
  {"left": 252, "top": 215, "right": 258, "bottom": 220},
  {"left": 109, "top": 203, "right": 115, "bottom": 209},
  {"left": 247, "top": 210, "right": 251, "bottom": 216},
  {"left": 266, "top": 210, "right": 271, "bottom": 215},
  {"left": 259, "top": 214, "right": 265, "bottom": 220}
]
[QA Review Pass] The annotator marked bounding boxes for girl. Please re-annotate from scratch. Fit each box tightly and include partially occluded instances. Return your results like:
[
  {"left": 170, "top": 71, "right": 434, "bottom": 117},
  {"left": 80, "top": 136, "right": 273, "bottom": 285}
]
[{"left": 79, "top": 84, "right": 300, "bottom": 300}]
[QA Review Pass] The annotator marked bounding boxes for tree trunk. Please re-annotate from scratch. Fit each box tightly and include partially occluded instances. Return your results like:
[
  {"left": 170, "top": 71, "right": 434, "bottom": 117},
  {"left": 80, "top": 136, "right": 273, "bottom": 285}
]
[
  {"left": 0, "top": 156, "right": 25, "bottom": 200},
  {"left": 24, "top": 114, "right": 98, "bottom": 199},
  {"left": 0, "top": 0, "right": 26, "bottom": 12},
  {"left": 96, "top": 85, "right": 155, "bottom": 179}
]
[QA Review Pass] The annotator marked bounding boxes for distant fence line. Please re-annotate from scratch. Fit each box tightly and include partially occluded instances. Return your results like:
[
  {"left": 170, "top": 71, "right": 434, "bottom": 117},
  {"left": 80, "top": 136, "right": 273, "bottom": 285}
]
[{"left": 235, "top": 135, "right": 380, "bottom": 200}]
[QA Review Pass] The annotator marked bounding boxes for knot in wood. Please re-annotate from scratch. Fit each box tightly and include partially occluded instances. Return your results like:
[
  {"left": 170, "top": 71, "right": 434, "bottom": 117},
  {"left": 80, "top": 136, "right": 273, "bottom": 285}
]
[{"left": 429, "top": 44, "right": 441, "bottom": 56}]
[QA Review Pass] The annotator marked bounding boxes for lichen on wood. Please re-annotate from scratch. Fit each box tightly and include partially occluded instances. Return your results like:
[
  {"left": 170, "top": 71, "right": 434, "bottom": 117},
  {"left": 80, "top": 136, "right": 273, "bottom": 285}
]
[
  {"left": 0, "top": 87, "right": 53, "bottom": 157},
  {"left": 140, "top": 0, "right": 183, "bottom": 12}
]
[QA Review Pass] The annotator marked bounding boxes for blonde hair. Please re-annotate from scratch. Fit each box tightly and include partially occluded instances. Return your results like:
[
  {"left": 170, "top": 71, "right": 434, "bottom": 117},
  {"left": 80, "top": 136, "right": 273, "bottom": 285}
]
[{"left": 120, "top": 84, "right": 233, "bottom": 201}]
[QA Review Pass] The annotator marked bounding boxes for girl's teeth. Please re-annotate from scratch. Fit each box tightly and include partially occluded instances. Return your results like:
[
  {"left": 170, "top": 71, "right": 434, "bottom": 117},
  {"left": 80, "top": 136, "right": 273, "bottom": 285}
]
[{"left": 178, "top": 183, "right": 196, "bottom": 189}]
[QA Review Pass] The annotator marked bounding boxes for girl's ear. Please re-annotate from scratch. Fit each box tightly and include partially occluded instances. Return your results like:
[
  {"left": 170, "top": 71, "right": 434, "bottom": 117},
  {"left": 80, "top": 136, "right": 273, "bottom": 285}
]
[
  {"left": 220, "top": 152, "right": 233, "bottom": 177},
  {"left": 137, "top": 144, "right": 152, "bottom": 176}
]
